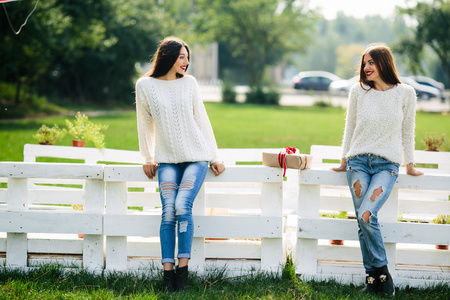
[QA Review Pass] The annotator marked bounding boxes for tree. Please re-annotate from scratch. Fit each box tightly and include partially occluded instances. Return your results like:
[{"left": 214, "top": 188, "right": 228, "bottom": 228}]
[
  {"left": 394, "top": 0, "right": 450, "bottom": 85},
  {"left": 195, "top": 0, "right": 317, "bottom": 89}
]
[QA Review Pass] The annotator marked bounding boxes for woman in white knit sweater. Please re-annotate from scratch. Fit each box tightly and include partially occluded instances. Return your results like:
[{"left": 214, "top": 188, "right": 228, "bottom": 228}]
[
  {"left": 332, "top": 43, "right": 423, "bottom": 296},
  {"left": 135, "top": 37, "right": 225, "bottom": 292}
]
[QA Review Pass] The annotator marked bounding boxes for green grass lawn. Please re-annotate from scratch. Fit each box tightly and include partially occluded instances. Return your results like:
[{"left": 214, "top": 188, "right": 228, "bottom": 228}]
[
  {"left": 0, "top": 261, "right": 448, "bottom": 299},
  {"left": 1, "top": 103, "right": 449, "bottom": 162}
]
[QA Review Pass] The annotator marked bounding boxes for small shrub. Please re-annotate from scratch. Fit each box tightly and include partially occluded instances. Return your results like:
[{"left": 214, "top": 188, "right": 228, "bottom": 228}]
[
  {"left": 423, "top": 133, "right": 445, "bottom": 151},
  {"left": 32, "top": 124, "right": 65, "bottom": 144},
  {"left": 221, "top": 80, "right": 237, "bottom": 104},
  {"left": 313, "top": 100, "right": 332, "bottom": 108},
  {"left": 64, "top": 112, "right": 108, "bottom": 149},
  {"left": 431, "top": 215, "right": 450, "bottom": 224},
  {"left": 245, "top": 87, "right": 280, "bottom": 105}
]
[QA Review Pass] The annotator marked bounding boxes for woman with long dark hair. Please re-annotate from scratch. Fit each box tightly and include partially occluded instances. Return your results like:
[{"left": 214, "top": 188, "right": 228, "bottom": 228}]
[
  {"left": 332, "top": 43, "right": 423, "bottom": 296},
  {"left": 135, "top": 36, "right": 225, "bottom": 292}
]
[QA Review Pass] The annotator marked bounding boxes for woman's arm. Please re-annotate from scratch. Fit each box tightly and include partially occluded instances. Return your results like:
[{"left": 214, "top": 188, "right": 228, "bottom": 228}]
[
  {"left": 135, "top": 79, "right": 156, "bottom": 163},
  {"left": 402, "top": 86, "right": 423, "bottom": 176}
]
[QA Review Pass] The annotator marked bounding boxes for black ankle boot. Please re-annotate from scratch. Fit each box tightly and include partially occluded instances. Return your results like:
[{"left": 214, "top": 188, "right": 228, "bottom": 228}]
[
  {"left": 361, "top": 270, "right": 379, "bottom": 293},
  {"left": 175, "top": 265, "right": 189, "bottom": 291},
  {"left": 377, "top": 265, "right": 395, "bottom": 296},
  {"left": 163, "top": 269, "right": 175, "bottom": 292}
]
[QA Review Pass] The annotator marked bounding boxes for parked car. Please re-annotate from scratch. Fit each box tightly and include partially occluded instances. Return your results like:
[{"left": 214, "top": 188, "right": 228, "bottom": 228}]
[
  {"left": 292, "top": 71, "right": 341, "bottom": 91},
  {"left": 329, "top": 75, "right": 441, "bottom": 101},
  {"left": 401, "top": 77, "right": 441, "bottom": 100},
  {"left": 409, "top": 75, "right": 445, "bottom": 101},
  {"left": 328, "top": 75, "right": 359, "bottom": 95}
]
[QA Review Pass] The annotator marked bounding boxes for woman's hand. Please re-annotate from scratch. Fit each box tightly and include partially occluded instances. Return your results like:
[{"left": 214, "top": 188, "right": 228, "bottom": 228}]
[
  {"left": 143, "top": 162, "right": 158, "bottom": 179},
  {"left": 211, "top": 162, "right": 225, "bottom": 176},
  {"left": 331, "top": 158, "right": 347, "bottom": 172},
  {"left": 406, "top": 163, "right": 424, "bottom": 176}
]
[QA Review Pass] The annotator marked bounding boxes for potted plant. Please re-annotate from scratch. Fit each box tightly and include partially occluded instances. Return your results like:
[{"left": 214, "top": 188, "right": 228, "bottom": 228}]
[
  {"left": 431, "top": 215, "right": 450, "bottom": 250},
  {"left": 423, "top": 133, "right": 445, "bottom": 151},
  {"left": 321, "top": 211, "right": 348, "bottom": 245},
  {"left": 64, "top": 112, "right": 108, "bottom": 148},
  {"left": 32, "top": 124, "right": 65, "bottom": 145}
]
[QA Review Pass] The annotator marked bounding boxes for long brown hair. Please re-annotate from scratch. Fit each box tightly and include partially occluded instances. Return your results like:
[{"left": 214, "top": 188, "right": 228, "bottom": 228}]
[
  {"left": 145, "top": 36, "right": 190, "bottom": 78},
  {"left": 359, "top": 43, "right": 400, "bottom": 90}
]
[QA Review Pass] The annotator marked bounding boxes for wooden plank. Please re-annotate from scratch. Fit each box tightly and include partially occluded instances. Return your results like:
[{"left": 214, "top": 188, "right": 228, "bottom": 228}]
[
  {"left": 28, "top": 238, "right": 83, "bottom": 254},
  {"left": 104, "top": 215, "right": 282, "bottom": 238},
  {"left": 0, "top": 162, "right": 103, "bottom": 179},
  {"left": 298, "top": 218, "right": 450, "bottom": 245},
  {"left": 29, "top": 190, "right": 84, "bottom": 205},
  {"left": 104, "top": 165, "right": 283, "bottom": 183},
  {"left": 300, "top": 169, "right": 450, "bottom": 191},
  {"left": 0, "top": 211, "right": 102, "bottom": 234}
]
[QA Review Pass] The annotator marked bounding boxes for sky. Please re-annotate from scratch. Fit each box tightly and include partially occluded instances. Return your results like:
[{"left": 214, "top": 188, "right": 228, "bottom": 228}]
[{"left": 308, "top": 0, "right": 416, "bottom": 19}]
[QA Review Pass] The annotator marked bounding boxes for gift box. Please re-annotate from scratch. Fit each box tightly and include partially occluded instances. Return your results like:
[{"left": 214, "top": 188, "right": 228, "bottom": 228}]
[{"left": 262, "top": 147, "right": 312, "bottom": 176}]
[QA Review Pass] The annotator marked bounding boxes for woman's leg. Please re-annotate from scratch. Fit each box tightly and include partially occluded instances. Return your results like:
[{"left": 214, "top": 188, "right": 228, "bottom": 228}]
[
  {"left": 158, "top": 163, "right": 182, "bottom": 270},
  {"left": 357, "top": 168, "right": 398, "bottom": 269},
  {"left": 346, "top": 156, "right": 373, "bottom": 270},
  {"left": 175, "top": 161, "right": 208, "bottom": 265}
]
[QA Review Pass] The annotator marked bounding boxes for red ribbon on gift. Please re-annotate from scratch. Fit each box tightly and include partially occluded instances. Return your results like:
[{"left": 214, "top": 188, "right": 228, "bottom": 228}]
[{"left": 278, "top": 146, "right": 297, "bottom": 177}]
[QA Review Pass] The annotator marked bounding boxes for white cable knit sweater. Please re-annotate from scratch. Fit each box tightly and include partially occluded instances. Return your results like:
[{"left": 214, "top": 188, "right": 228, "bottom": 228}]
[
  {"left": 135, "top": 75, "right": 220, "bottom": 164},
  {"left": 341, "top": 83, "right": 417, "bottom": 165}
]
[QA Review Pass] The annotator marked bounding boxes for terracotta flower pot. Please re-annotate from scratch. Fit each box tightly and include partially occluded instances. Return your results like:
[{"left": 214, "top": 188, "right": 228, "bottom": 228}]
[
  {"left": 78, "top": 234, "right": 84, "bottom": 238},
  {"left": 330, "top": 240, "right": 344, "bottom": 245},
  {"left": 72, "top": 140, "right": 86, "bottom": 147},
  {"left": 435, "top": 245, "right": 449, "bottom": 250}
]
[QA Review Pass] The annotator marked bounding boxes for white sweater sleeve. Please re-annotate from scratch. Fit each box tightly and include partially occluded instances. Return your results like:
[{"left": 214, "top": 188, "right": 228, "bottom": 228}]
[
  {"left": 401, "top": 86, "right": 417, "bottom": 165},
  {"left": 341, "top": 85, "right": 358, "bottom": 159},
  {"left": 135, "top": 80, "right": 156, "bottom": 163},
  {"left": 192, "top": 79, "right": 221, "bottom": 164}
]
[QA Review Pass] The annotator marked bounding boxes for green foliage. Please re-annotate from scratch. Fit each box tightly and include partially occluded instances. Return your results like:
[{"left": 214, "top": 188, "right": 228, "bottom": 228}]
[
  {"left": 313, "top": 100, "right": 332, "bottom": 108},
  {"left": 431, "top": 215, "right": 450, "bottom": 224},
  {"left": 394, "top": 0, "right": 450, "bottom": 86},
  {"left": 0, "top": 0, "right": 179, "bottom": 106},
  {"left": 245, "top": 87, "right": 280, "bottom": 105},
  {"left": 64, "top": 112, "right": 108, "bottom": 149},
  {"left": 422, "top": 133, "right": 446, "bottom": 151},
  {"left": 32, "top": 124, "right": 65, "bottom": 144},
  {"left": 196, "top": 0, "right": 317, "bottom": 88},
  {"left": 221, "top": 79, "right": 237, "bottom": 104},
  {"left": 281, "top": 253, "right": 296, "bottom": 283},
  {"left": 0, "top": 83, "right": 65, "bottom": 119}
]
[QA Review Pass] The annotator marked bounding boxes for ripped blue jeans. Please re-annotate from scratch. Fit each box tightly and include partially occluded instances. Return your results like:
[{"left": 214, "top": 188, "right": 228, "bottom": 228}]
[
  {"left": 158, "top": 161, "right": 208, "bottom": 265},
  {"left": 346, "top": 155, "right": 399, "bottom": 272}
]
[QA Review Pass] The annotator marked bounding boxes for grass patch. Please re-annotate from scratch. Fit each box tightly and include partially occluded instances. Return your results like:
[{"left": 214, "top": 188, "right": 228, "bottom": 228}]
[
  {"left": 0, "top": 263, "right": 448, "bottom": 299},
  {"left": 1, "top": 103, "right": 449, "bottom": 162}
]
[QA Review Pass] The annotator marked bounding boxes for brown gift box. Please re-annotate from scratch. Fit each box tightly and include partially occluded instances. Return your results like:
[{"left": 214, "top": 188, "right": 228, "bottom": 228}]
[{"left": 262, "top": 152, "right": 313, "bottom": 170}]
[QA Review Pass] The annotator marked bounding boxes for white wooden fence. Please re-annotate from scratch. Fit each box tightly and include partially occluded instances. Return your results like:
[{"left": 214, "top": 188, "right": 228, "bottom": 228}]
[{"left": 0, "top": 144, "right": 448, "bottom": 288}]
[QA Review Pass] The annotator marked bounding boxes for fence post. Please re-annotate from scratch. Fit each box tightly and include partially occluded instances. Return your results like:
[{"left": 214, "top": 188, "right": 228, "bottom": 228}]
[
  {"left": 260, "top": 181, "right": 283, "bottom": 271},
  {"left": 191, "top": 184, "right": 206, "bottom": 270},
  {"left": 296, "top": 171, "right": 320, "bottom": 275},
  {"left": 6, "top": 178, "right": 28, "bottom": 267},
  {"left": 83, "top": 178, "right": 105, "bottom": 270},
  {"left": 379, "top": 188, "right": 398, "bottom": 277},
  {"left": 105, "top": 181, "right": 128, "bottom": 270}
]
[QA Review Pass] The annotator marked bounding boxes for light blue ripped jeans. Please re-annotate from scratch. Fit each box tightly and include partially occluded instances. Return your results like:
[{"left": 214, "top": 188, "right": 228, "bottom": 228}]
[
  {"left": 346, "top": 154, "right": 399, "bottom": 272},
  {"left": 158, "top": 161, "right": 208, "bottom": 265}
]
